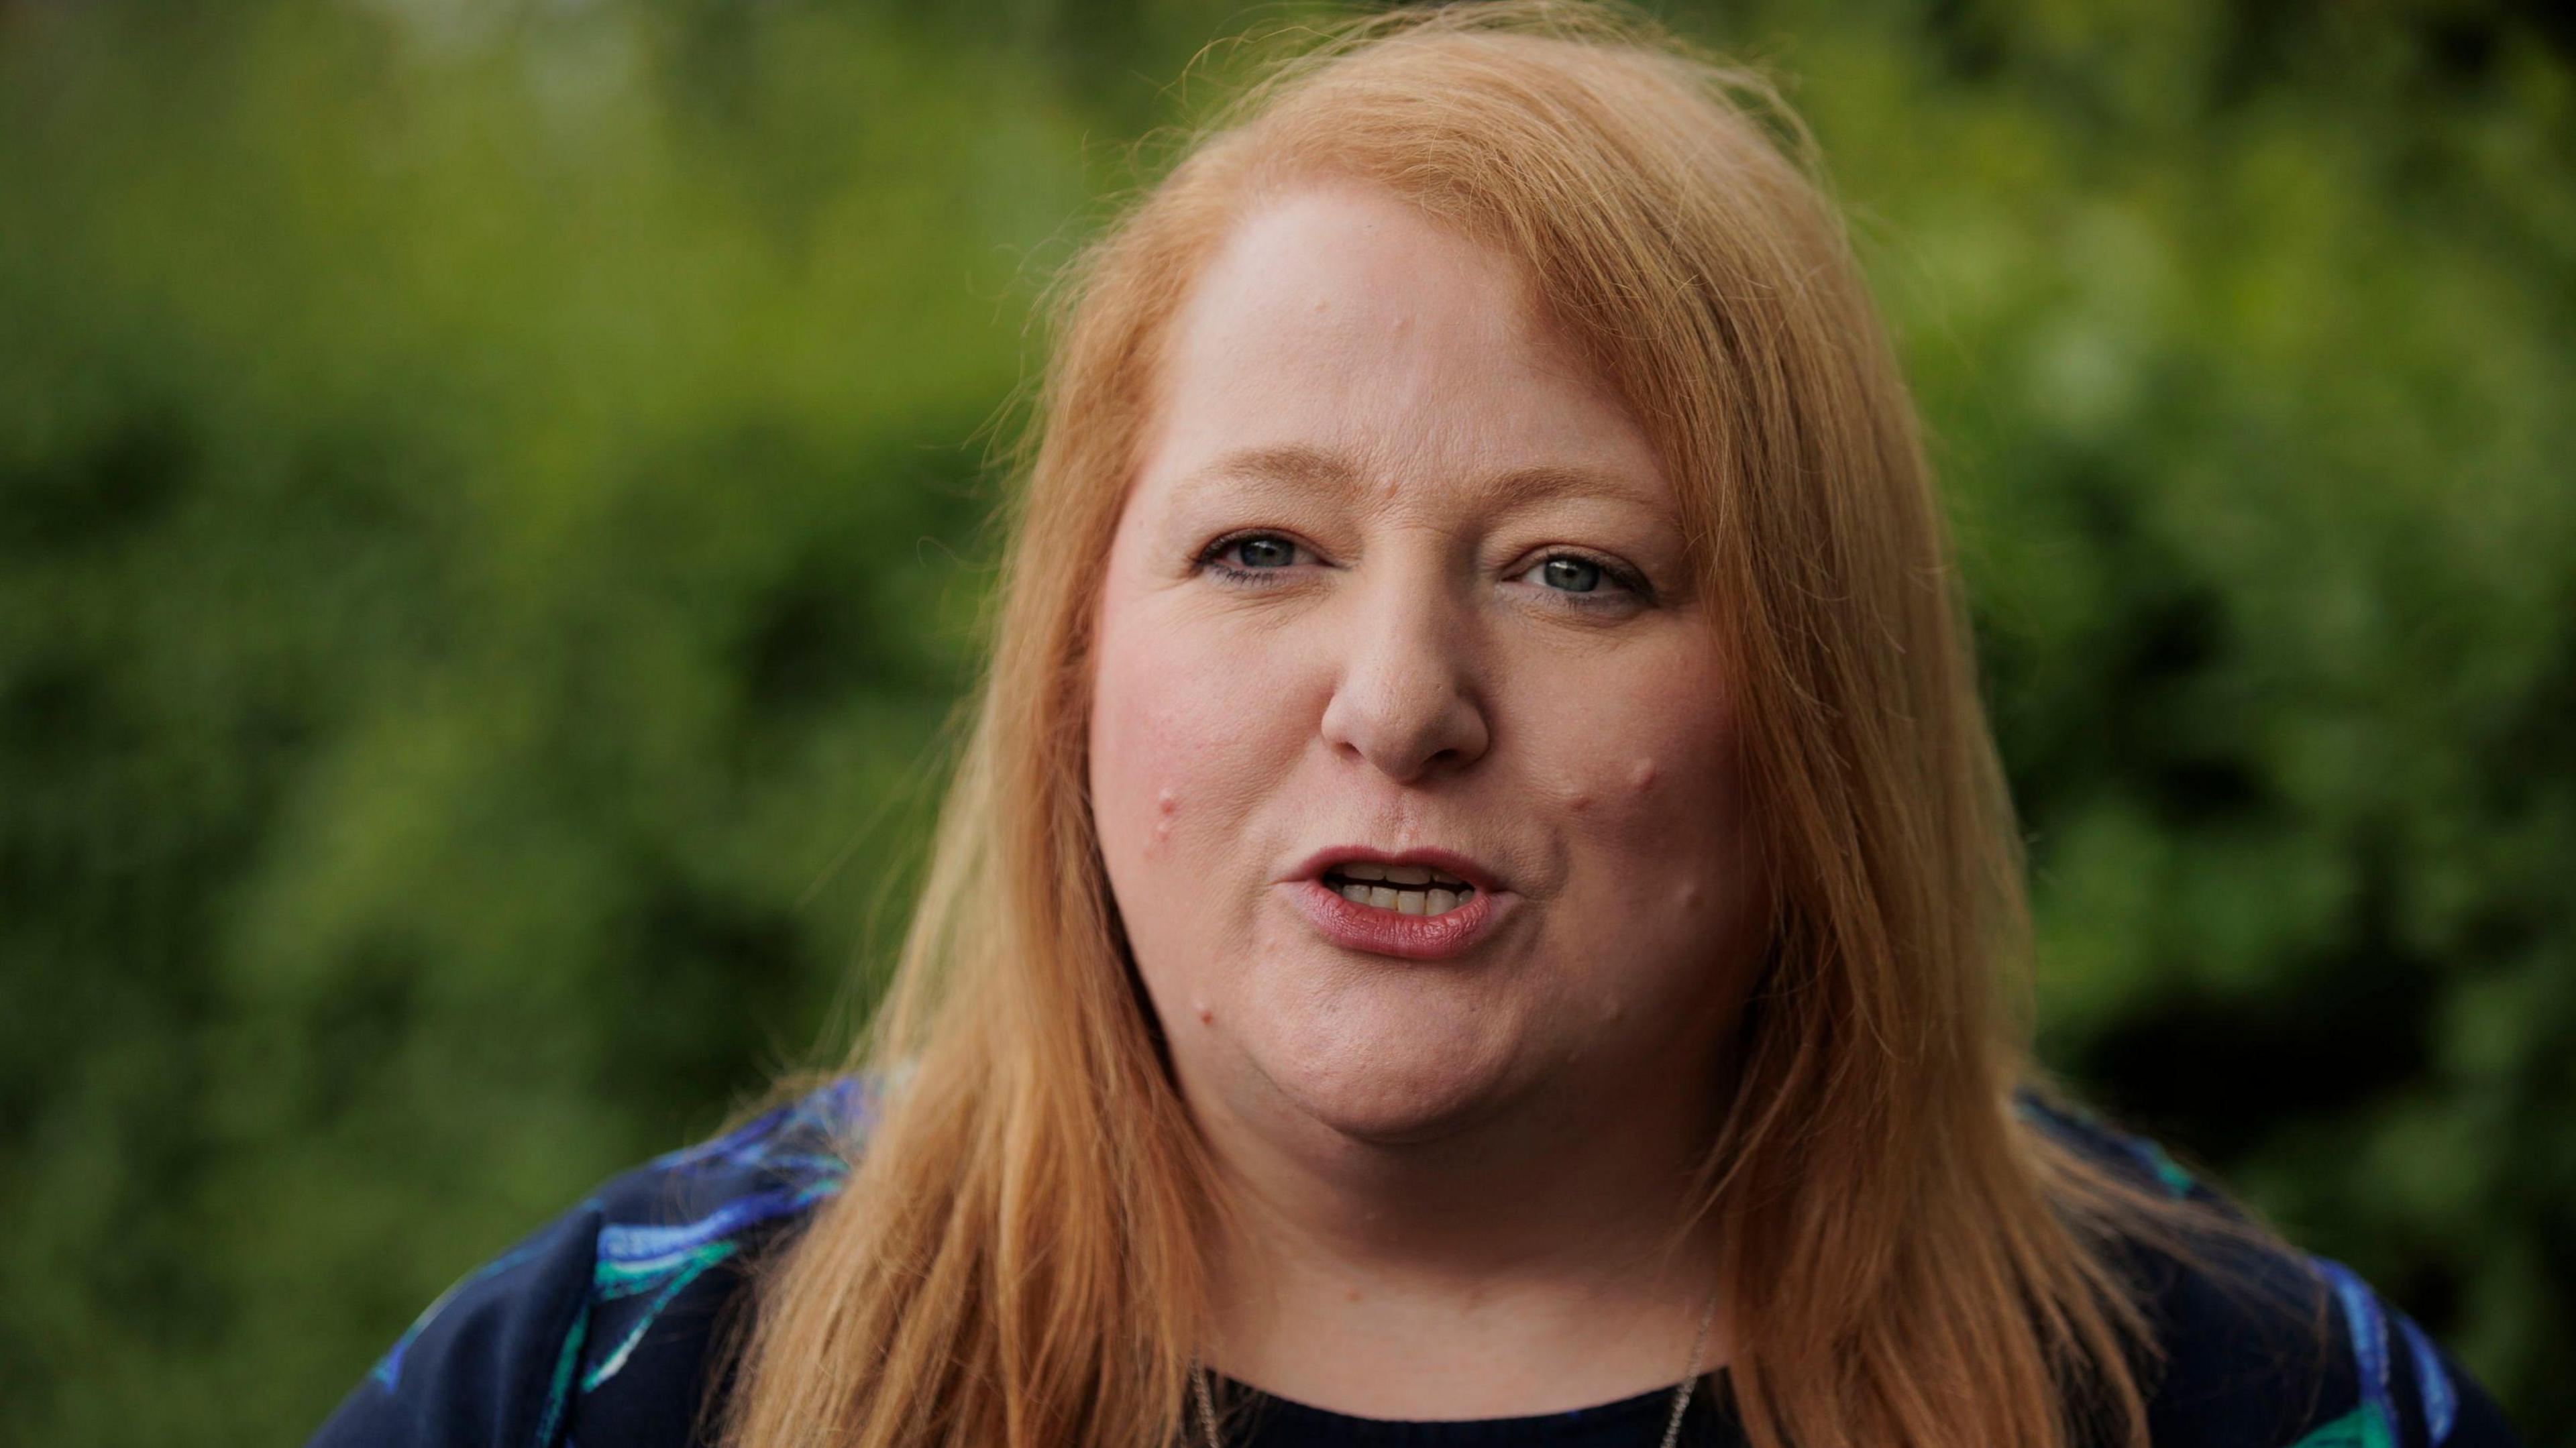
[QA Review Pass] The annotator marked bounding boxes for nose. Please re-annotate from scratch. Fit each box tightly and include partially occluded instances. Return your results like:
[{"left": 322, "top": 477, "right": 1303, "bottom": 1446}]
[{"left": 1317, "top": 557, "right": 1491, "bottom": 783}]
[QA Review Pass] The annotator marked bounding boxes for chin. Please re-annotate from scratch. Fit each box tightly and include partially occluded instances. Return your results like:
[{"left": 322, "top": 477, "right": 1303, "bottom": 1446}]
[{"left": 1252, "top": 999, "right": 1527, "bottom": 1146}]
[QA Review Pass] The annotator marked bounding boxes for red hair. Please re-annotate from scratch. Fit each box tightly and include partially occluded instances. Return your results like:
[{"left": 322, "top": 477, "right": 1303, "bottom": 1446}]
[{"left": 722, "top": 7, "right": 2290, "bottom": 1447}]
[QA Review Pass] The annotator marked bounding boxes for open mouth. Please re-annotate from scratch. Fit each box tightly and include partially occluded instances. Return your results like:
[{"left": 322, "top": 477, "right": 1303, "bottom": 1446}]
[{"left": 1320, "top": 862, "right": 1478, "bottom": 917}]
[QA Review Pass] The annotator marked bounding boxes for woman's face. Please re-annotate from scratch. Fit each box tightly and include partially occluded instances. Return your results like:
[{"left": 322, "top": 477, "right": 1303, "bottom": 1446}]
[{"left": 1088, "top": 182, "right": 1765, "bottom": 1152}]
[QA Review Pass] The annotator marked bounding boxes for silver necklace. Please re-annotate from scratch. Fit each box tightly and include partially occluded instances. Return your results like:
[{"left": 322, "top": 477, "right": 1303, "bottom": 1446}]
[{"left": 1189, "top": 1291, "right": 1719, "bottom": 1448}]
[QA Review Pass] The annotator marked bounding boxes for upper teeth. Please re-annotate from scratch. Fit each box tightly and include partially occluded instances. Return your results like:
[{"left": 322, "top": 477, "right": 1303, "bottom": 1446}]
[
  {"left": 1338, "top": 861, "right": 1469, "bottom": 888},
  {"left": 1328, "top": 861, "right": 1477, "bottom": 917}
]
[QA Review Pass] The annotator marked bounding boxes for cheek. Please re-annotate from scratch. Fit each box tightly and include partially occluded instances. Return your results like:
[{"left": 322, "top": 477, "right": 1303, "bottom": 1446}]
[
  {"left": 1091, "top": 625, "right": 1201, "bottom": 873},
  {"left": 1087, "top": 601, "right": 1303, "bottom": 878},
  {"left": 1540, "top": 650, "right": 1750, "bottom": 919}
]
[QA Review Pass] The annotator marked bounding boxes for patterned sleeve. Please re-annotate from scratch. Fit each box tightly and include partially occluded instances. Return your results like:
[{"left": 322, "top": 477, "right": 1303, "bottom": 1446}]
[
  {"left": 303, "top": 1197, "right": 608, "bottom": 1447},
  {"left": 2013, "top": 1087, "right": 2524, "bottom": 1448},
  {"left": 2292, "top": 1256, "right": 2522, "bottom": 1448},
  {"left": 305, "top": 1079, "right": 871, "bottom": 1448}
]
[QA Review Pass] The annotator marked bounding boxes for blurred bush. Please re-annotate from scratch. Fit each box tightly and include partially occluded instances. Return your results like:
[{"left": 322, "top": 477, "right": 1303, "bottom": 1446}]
[{"left": 0, "top": 1, "right": 2567, "bottom": 1443}]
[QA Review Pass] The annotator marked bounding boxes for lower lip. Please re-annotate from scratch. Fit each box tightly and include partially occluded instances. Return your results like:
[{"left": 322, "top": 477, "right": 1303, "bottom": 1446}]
[{"left": 1285, "top": 879, "right": 1512, "bottom": 960}]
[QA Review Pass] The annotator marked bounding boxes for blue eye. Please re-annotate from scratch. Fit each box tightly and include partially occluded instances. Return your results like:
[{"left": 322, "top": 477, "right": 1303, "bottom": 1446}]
[
  {"left": 1538, "top": 556, "right": 1603, "bottom": 593},
  {"left": 1515, "top": 551, "right": 1646, "bottom": 609},
  {"left": 1231, "top": 535, "right": 1297, "bottom": 569},
  {"left": 1197, "top": 531, "right": 1313, "bottom": 585}
]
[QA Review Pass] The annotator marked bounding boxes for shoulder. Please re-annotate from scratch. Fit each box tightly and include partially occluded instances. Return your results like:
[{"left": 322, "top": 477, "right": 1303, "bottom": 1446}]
[
  {"left": 305, "top": 1076, "right": 877, "bottom": 1448},
  {"left": 2012, "top": 1087, "right": 2523, "bottom": 1448}
]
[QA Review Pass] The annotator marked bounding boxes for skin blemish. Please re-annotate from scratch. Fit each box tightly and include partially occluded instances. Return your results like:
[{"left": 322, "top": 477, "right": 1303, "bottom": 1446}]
[
  {"left": 1629, "top": 758, "right": 1658, "bottom": 792},
  {"left": 1196, "top": 1002, "right": 1216, "bottom": 1026}
]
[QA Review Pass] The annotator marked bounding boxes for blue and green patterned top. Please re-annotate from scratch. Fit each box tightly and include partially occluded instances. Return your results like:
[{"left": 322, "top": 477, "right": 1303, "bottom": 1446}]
[{"left": 304, "top": 1082, "right": 2520, "bottom": 1447}]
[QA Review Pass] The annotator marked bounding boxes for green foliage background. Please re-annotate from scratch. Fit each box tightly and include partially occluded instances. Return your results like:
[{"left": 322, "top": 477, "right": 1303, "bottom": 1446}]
[{"left": 1, "top": 1, "right": 2568, "bottom": 1442}]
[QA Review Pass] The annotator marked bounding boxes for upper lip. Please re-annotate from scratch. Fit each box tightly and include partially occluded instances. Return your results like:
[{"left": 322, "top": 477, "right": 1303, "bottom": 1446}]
[{"left": 1288, "top": 844, "right": 1507, "bottom": 895}]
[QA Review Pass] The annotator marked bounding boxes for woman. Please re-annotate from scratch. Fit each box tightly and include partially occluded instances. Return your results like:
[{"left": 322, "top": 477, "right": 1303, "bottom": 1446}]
[{"left": 308, "top": 5, "right": 2519, "bottom": 1447}]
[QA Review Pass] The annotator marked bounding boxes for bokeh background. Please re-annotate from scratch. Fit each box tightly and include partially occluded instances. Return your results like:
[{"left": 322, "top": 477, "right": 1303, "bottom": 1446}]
[{"left": 3, "top": 0, "right": 2570, "bottom": 1442}]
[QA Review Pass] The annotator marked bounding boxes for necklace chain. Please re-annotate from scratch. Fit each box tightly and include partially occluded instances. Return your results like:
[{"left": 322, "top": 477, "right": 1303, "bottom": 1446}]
[{"left": 1189, "top": 1291, "right": 1718, "bottom": 1448}]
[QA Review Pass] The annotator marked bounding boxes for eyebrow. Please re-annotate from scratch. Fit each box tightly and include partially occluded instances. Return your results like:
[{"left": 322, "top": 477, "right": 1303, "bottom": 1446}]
[{"left": 1172, "top": 443, "right": 1678, "bottom": 524}]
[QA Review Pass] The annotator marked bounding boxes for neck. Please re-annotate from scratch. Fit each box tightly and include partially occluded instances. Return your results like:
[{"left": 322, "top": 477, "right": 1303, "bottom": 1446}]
[{"left": 1191, "top": 1068, "right": 1733, "bottom": 1420}]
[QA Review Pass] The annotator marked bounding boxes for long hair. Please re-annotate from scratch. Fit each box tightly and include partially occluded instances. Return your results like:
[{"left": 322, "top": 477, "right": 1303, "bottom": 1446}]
[{"left": 720, "top": 5, "right": 2286, "bottom": 1447}]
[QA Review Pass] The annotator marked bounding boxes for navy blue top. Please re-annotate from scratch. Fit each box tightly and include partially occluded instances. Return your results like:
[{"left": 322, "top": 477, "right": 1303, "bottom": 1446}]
[{"left": 305, "top": 1080, "right": 2521, "bottom": 1448}]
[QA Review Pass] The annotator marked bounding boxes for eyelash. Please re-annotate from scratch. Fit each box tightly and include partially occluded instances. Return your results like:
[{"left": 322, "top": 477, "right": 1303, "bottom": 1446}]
[{"left": 1193, "top": 530, "right": 1652, "bottom": 611}]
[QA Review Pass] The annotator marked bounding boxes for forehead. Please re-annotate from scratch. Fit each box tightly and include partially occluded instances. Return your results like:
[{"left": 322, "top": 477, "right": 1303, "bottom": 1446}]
[{"left": 1134, "top": 181, "right": 1672, "bottom": 520}]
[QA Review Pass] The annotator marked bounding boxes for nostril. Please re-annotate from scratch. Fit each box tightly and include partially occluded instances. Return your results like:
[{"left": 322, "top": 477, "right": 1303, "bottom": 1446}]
[{"left": 1318, "top": 677, "right": 1491, "bottom": 783}]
